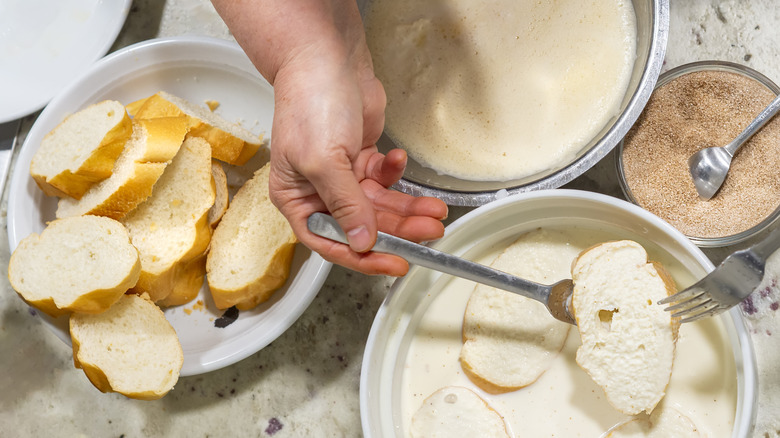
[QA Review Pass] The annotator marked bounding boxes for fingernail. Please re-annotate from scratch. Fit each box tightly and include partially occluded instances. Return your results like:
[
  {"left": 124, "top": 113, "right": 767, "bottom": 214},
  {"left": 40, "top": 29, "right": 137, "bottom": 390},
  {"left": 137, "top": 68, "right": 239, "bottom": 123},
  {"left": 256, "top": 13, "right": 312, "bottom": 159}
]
[{"left": 347, "top": 226, "right": 372, "bottom": 253}]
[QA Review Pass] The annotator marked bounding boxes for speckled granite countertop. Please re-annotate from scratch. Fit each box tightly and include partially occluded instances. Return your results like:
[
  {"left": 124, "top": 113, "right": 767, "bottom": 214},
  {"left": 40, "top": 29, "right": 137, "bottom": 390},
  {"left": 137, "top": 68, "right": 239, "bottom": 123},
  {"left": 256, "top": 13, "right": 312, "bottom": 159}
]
[{"left": 1, "top": 1, "right": 779, "bottom": 437}]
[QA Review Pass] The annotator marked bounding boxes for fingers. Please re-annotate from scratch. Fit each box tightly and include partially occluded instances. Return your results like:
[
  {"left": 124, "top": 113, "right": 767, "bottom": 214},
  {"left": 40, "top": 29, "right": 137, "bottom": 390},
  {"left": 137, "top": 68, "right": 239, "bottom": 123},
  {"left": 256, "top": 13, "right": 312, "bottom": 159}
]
[
  {"left": 363, "top": 148, "right": 449, "bottom": 219},
  {"left": 365, "top": 148, "right": 407, "bottom": 188},
  {"left": 361, "top": 177, "right": 449, "bottom": 221},
  {"left": 313, "top": 238, "right": 410, "bottom": 277},
  {"left": 271, "top": 143, "right": 449, "bottom": 275},
  {"left": 270, "top": 191, "right": 409, "bottom": 276},
  {"left": 274, "top": 181, "right": 444, "bottom": 276},
  {"left": 299, "top": 205, "right": 443, "bottom": 276},
  {"left": 302, "top": 151, "right": 378, "bottom": 254},
  {"left": 376, "top": 211, "right": 446, "bottom": 243}
]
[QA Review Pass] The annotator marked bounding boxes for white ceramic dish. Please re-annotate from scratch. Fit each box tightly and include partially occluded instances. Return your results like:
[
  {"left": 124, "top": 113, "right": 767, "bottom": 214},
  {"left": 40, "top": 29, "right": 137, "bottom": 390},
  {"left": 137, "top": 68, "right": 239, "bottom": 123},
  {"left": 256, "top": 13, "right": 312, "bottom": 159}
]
[
  {"left": 0, "top": 0, "right": 131, "bottom": 123},
  {"left": 360, "top": 190, "right": 757, "bottom": 437},
  {"left": 6, "top": 36, "right": 332, "bottom": 376}
]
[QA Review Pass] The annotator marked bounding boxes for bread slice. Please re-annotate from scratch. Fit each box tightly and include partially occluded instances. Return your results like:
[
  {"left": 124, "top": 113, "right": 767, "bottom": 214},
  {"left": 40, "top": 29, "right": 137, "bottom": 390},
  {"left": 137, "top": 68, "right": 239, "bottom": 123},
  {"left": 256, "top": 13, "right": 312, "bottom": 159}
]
[
  {"left": 410, "top": 386, "right": 509, "bottom": 438},
  {"left": 206, "top": 162, "right": 298, "bottom": 310},
  {"left": 571, "top": 240, "right": 679, "bottom": 416},
  {"left": 7, "top": 215, "right": 140, "bottom": 317},
  {"left": 606, "top": 405, "right": 702, "bottom": 437},
  {"left": 56, "top": 117, "right": 188, "bottom": 220},
  {"left": 134, "top": 91, "right": 263, "bottom": 165},
  {"left": 122, "top": 137, "right": 215, "bottom": 304},
  {"left": 30, "top": 100, "right": 132, "bottom": 199},
  {"left": 460, "top": 229, "right": 572, "bottom": 393},
  {"left": 156, "top": 254, "right": 207, "bottom": 308},
  {"left": 208, "top": 159, "right": 229, "bottom": 228},
  {"left": 131, "top": 93, "right": 200, "bottom": 130},
  {"left": 125, "top": 96, "right": 149, "bottom": 117},
  {"left": 70, "top": 293, "right": 183, "bottom": 400}
]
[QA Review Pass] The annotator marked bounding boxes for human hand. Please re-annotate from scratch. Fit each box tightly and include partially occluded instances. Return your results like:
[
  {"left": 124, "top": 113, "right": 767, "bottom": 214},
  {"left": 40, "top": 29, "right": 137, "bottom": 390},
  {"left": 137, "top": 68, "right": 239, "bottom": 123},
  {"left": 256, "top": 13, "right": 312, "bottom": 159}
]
[
  {"left": 269, "top": 42, "right": 447, "bottom": 276},
  {"left": 212, "top": 0, "right": 448, "bottom": 276}
]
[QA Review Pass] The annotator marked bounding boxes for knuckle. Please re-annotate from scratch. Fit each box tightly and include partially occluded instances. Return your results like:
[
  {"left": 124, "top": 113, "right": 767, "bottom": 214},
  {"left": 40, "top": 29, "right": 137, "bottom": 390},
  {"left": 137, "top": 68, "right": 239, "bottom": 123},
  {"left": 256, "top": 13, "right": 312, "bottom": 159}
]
[{"left": 327, "top": 199, "right": 362, "bottom": 221}]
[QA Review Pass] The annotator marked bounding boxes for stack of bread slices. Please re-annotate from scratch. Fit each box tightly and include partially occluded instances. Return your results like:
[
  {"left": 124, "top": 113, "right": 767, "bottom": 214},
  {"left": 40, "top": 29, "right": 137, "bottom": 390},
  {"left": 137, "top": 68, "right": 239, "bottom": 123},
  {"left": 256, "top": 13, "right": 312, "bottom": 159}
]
[{"left": 9, "top": 92, "right": 298, "bottom": 399}]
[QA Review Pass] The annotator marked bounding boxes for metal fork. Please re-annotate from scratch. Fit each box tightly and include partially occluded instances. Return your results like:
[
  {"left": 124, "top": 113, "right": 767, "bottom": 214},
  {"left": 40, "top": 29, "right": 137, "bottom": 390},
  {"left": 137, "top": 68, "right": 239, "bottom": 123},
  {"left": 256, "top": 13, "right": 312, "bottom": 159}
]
[
  {"left": 306, "top": 213, "right": 576, "bottom": 325},
  {"left": 660, "top": 226, "right": 780, "bottom": 323}
]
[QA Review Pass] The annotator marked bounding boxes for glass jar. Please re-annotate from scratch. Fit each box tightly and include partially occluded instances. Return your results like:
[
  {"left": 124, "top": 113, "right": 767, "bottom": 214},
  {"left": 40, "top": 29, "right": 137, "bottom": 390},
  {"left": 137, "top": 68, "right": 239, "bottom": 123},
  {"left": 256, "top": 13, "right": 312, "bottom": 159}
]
[{"left": 616, "top": 61, "right": 780, "bottom": 247}]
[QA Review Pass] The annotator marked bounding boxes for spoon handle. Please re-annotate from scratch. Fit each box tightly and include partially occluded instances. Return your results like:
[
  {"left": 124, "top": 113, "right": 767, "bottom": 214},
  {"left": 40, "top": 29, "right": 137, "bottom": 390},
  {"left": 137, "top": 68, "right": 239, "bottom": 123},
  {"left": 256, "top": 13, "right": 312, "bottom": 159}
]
[
  {"left": 726, "top": 93, "right": 780, "bottom": 156},
  {"left": 306, "top": 212, "right": 552, "bottom": 303}
]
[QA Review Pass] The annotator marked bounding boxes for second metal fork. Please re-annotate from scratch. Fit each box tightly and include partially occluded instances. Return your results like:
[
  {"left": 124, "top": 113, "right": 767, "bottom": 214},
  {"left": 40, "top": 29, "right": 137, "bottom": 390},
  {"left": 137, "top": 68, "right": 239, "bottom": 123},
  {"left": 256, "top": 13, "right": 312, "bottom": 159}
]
[{"left": 660, "top": 227, "right": 780, "bottom": 323}]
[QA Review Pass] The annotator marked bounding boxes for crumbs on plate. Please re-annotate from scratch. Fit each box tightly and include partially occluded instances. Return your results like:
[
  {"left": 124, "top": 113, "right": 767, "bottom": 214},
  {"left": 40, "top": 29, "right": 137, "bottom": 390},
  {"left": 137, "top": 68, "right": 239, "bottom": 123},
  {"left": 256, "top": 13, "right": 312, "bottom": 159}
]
[{"left": 183, "top": 299, "right": 206, "bottom": 315}]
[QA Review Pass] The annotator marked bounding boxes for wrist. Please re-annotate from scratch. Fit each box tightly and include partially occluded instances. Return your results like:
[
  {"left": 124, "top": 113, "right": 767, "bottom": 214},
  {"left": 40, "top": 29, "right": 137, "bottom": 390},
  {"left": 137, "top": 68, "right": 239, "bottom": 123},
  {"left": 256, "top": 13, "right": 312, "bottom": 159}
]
[{"left": 212, "top": 0, "right": 365, "bottom": 85}]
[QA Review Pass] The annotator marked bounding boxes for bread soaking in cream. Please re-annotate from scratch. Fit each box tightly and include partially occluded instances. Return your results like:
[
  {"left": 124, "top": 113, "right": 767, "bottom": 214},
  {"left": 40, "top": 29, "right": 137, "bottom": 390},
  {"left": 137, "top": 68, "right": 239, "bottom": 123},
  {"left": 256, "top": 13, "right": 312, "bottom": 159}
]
[{"left": 402, "top": 228, "right": 737, "bottom": 437}]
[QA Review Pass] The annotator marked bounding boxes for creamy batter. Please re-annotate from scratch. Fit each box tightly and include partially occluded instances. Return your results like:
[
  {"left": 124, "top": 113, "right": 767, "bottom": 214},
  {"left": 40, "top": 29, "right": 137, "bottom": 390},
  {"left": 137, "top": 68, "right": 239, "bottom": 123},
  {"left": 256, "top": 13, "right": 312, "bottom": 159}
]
[
  {"left": 364, "top": 0, "right": 637, "bottom": 181},
  {"left": 401, "top": 228, "right": 738, "bottom": 437}
]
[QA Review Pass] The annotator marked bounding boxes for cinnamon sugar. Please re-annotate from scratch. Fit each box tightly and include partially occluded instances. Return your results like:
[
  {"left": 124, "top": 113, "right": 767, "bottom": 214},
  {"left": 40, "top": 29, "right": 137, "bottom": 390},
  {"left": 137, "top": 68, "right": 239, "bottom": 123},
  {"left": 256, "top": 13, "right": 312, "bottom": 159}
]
[{"left": 621, "top": 69, "right": 780, "bottom": 239}]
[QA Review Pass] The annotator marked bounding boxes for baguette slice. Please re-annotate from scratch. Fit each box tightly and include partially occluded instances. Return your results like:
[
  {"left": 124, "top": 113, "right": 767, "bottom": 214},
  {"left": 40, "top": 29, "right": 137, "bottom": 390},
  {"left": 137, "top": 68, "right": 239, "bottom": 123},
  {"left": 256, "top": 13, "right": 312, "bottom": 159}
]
[
  {"left": 31, "top": 100, "right": 132, "bottom": 199},
  {"left": 122, "top": 137, "right": 215, "bottom": 303},
  {"left": 70, "top": 293, "right": 183, "bottom": 400},
  {"left": 156, "top": 254, "right": 207, "bottom": 307},
  {"left": 460, "top": 229, "right": 572, "bottom": 393},
  {"left": 606, "top": 405, "right": 702, "bottom": 437},
  {"left": 7, "top": 215, "right": 140, "bottom": 317},
  {"left": 134, "top": 91, "right": 262, "bottom": 165},
  {"left": 410, "top": 386, "right": 510, "bottom": 438},
  {"left": 125, "top": 96, "right": 150, "bottom": 117},
  {"left": 572, "top": 240, "right": 679, "bottom": 416},
  {"left": 206, "top": 163, "right": 298, "bottom": 310},
  {"left": 208, "top": 159, "right": 229, "bottom": 228},
  {"left": 56, "top": 117, "right": 188, "bottom": 220}
]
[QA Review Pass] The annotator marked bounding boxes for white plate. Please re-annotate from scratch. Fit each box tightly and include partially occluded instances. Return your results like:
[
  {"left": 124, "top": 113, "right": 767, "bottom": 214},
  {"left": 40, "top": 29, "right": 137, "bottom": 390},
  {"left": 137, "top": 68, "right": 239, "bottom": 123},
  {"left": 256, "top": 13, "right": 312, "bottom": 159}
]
[
  {"left": 7, "top": 36, "right": 332, "bottom": 376},
  {"left": 0, "top": 0, "right": 131, "bottom": 123}
]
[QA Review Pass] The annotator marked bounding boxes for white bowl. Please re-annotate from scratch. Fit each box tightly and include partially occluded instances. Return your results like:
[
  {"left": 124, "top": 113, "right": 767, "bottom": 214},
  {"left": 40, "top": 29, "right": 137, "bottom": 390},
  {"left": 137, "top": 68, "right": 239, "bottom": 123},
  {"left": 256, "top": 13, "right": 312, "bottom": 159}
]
[{"left": 360, "top": 190, "right": 756, "bottom": 437}]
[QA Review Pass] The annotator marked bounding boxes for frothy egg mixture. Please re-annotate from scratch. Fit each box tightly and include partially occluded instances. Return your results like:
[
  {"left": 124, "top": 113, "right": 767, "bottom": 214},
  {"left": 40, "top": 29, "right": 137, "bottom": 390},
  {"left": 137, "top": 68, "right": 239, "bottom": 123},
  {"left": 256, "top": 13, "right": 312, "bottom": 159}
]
[
  {"left": 400, "top": 228, "right": 737, "bottom": 437},
  {"left": 364, "top": 0, "right": 637, "bottom": 181}
]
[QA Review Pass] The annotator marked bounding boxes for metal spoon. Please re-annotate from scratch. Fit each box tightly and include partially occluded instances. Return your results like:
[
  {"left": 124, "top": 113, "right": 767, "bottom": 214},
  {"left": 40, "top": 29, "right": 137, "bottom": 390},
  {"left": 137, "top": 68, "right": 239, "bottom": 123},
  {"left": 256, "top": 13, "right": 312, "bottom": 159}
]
[
  {"left": 306, "top": 212, "right": 576, "bottom": 325},
  {"left": 689, "top": 93, "right": 780, "bottom": 199}
]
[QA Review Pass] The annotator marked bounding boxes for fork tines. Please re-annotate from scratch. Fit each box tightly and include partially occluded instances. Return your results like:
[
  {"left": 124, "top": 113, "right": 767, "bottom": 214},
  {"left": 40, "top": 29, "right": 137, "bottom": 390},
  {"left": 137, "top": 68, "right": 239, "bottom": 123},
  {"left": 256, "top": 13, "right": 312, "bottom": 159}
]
[{"left": 658, "top": 290, "right": 727, "bottom": 323}]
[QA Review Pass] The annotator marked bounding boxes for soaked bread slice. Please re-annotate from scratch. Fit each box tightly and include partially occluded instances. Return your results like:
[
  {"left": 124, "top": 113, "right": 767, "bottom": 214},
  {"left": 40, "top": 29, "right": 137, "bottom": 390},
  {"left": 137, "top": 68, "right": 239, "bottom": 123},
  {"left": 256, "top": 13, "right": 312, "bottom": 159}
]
[
  {"left": 70, "top": 293, "right": 183, "bottom": 400},
  {"left": 606, "top": 405, "right": 702, "bottom": 437},
  {"left": 31, "top": 100, "right": 132, "bottom": 199},
  {"left": 206, "top": 162, "right": 297, "bottom": 310},
  {"left": 56, "top": 117, "right": 188, "bottom": 220},
  {"left": 572, "top": 240, "right": 679, "bottom": 416},
  {"left": 122, "top": 137, "right": 215, "bottom": 304},
  {"left": 8, "top": 215, "right": 140, "bottom": 317},
  {"left": 460, "top": 229, "right": 572, "bottom": 393},
  {"left": 410, "top": 386, "right": 509, "bottom": 438}
]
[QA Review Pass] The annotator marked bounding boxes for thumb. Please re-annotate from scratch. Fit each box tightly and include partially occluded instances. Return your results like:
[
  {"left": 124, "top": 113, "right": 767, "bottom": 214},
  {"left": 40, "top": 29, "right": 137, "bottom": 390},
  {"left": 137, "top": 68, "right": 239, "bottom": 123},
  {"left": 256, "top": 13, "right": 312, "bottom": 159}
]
[{"left": 307, "top": 157, "right": 377, "bottom": 253}]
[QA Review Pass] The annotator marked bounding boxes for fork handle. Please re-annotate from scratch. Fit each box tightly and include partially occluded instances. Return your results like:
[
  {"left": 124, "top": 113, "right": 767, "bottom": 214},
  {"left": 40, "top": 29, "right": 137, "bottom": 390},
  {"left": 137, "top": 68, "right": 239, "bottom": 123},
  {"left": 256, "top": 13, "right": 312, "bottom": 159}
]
[
  {"left": 746, "top": 226, "right": 780, "bottom": 262},
  {"left": 306, "top": 212, "right": 552, "bottom": 304}
]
